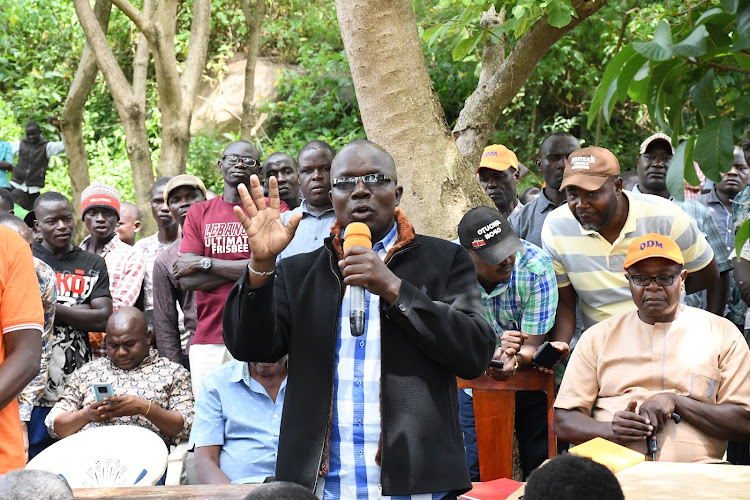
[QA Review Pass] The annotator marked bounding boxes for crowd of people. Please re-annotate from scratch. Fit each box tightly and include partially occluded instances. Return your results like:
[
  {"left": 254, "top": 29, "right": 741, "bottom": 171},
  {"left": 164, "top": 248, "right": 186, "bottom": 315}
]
[{"left": 0, "top": 122, "right": 749, "bottom": 499}]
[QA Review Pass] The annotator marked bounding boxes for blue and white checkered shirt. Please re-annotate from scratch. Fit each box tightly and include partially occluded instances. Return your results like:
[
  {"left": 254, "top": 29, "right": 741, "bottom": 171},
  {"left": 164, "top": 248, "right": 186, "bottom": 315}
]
[{"left": 317, "top": 223, "right": 446, "bottom": 500}]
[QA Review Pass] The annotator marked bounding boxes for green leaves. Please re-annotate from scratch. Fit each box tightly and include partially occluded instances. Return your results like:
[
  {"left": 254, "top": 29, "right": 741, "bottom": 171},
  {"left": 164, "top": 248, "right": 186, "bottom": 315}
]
[
  {"left": 673, "top": 25, "right": 708, "bottom": 57},
  {"left": 695, "top": 117, "right": 734, "bottom": 182},
  {"left": 634, "top": 21, "right": 674, "bottom": 61},
  {"left": 546, "top": 0, "right": 574, "bottom": 29},
  {"left": 692, "top": 70, "right": 717, "bottom": 115}
]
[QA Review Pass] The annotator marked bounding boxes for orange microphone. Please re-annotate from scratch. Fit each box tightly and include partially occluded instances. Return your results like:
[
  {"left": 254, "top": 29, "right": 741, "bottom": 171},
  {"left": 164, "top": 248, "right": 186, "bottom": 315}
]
[{"left": 343, "top": 223, "right": 372, "bottom": 336}]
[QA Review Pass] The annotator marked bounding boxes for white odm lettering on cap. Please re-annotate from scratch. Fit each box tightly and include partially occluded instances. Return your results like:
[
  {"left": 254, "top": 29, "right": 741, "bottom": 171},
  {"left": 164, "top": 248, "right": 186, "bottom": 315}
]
[{"left": 570, "top": 155, "right": 596, "bottom": 170}]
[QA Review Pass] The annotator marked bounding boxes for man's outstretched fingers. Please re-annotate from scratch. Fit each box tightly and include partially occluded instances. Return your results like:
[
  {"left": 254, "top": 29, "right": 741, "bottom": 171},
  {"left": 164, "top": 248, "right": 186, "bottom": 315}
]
[
  {"left": 266, "top": 175, "right": 280, "bottom": 210},
  {"left": 237, "top": 183, "right": 258, "bottom": 219}
]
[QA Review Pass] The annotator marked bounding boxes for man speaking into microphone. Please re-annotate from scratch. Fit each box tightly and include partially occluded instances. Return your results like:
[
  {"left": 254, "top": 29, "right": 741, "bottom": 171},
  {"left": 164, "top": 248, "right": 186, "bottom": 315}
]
[{"left": 223, "top": 139, "right": 494, "bottom": 499}]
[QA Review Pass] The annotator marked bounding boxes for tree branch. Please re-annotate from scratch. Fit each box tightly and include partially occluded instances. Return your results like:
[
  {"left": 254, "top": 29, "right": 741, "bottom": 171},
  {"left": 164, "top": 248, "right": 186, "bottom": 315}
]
[
  {"left": 72, "top": 0, "right": 135, "bottom": 109},
  {"left": 453, "top": 0, "right": 608, "bottom": 167},
  {"left": 132, "top": 0, "right": 154, "bottom": 101},
  {"left": 181, "top": 0, "right": 213, "bottom": 101},
  {"left": 109, "top": 0, "right": 149, "bottom": 37},
  {"left": 62, "top": 0, "right": 112, "bottom": 242},
  {"left": 240, "top": 0, "right": 266, "bottom": 140},
  {"left": 477, "top": 5, "right": 505, "bottom": 90}
]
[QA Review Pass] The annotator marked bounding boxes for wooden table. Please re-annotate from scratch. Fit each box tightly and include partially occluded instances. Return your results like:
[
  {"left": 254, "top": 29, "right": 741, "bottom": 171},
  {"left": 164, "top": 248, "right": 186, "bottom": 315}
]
[
  {"left": 507, "top": 461, "right": 750, "bottom": 499},
  {"left": 73, "top": 484, "right": 259, "bottom": 499}
]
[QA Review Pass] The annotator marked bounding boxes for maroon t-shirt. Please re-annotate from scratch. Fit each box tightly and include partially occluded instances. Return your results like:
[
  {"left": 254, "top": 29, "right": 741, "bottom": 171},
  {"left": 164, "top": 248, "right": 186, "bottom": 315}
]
[{"left": 179, "top": 196, "right": 288, "bottom": 345}]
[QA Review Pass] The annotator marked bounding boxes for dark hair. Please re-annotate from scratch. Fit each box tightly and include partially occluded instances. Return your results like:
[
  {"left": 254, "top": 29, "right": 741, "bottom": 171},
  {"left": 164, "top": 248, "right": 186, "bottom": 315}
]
[
  {"left": 298, "top": 140, "right": 335, "bottom": 163},
  {"left": 151, "top": 176, "right": 173, "bottom": 197},
  {"left": 0, "top": 213, "right": 28, "bottom": 233},
  {"left": 263, "top": 152, "right": 298, "bottom": 172},
  {"left": 523, "top": 454, "right": 624, "bottom": 500},
  {"left": 519, "top": 186, "right": 541, "bottom": 204},
  {"left": 0, "top": 187, "right": 13, "bottom": 210},
  {"left": 242, "top": 481, "right": 317, "bottom": 500},
  {"left": 538, "top": 131, "right": 578, "bottom": 155},
  {"left": 34, "top": 191, "right": 72, "bottom": 210},
  {"left": 25, "top": 121, "right": 40, "bottom": 132}
]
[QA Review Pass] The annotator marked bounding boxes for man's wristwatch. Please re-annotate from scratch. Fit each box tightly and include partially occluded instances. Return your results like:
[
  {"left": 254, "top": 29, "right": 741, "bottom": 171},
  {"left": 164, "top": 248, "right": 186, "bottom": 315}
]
[{"left": 200, "top": 257, "right": 212, "bottom": 272}]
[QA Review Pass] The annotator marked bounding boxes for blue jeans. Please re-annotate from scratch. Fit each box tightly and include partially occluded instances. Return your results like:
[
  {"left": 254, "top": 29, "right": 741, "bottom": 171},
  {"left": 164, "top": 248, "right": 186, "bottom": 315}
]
[{"left": 28, "top": 406, "right": 57, "bottom": 460}]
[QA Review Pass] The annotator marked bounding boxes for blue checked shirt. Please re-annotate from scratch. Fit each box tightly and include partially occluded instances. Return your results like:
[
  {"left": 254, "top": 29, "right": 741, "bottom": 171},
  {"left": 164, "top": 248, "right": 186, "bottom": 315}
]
[
  {"left": 478, "top": 239, "right": 558, "bottom": 343},
  {"left": 317, "top": 223, "right": 446, "bottom": 500}
]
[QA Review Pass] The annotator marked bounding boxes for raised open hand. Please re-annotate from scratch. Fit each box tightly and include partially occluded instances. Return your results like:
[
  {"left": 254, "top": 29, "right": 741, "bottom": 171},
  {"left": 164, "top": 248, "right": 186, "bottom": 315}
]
[{"left": 234, "top": 175, "right": 303, "bottom": 263}]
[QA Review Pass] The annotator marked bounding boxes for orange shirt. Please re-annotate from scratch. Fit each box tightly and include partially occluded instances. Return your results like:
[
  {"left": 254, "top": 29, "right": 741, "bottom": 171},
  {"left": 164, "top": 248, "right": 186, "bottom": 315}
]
[{"left": 0, "top": 226, "right": 44, "bottom": 473}]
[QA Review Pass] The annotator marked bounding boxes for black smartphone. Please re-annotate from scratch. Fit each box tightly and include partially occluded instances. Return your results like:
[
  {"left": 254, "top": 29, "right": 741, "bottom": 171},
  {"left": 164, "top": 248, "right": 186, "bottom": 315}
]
[
  {"left": 531, "top": 341, "right": 563, "bottom": 369},
  {"left": 488, "top": 359, "right": 504, "bottom": 369}
]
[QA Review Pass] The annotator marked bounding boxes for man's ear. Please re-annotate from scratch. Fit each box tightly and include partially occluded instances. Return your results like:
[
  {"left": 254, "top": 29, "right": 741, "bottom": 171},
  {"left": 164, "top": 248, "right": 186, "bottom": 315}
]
[
  {"left": 134, "top": 220, "right": 142, "bottom": 233},
  {"left": 535, "top": 158, "right": 543, "bottom": 172},
  {"left": 513, "top": 168, "right": 520, "bottom": 182},
  {"left": 614, "top": 177, "right": 623, "bottom": 194}
]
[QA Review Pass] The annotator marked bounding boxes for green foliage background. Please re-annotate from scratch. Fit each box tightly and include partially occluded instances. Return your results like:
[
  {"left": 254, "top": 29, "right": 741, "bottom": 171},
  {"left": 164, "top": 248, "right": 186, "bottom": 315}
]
[{"left": 0, "top": 0, "right": 743, "bottom": 201}]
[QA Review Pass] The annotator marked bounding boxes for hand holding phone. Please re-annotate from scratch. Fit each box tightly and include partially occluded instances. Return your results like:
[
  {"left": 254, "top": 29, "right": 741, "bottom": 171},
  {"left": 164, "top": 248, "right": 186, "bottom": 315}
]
[
  {"left": 531, "top": 341, "right": 564, "bottom": 369},
  {"left": 92, "top": 383, "right": 115, "bottom": 404}
]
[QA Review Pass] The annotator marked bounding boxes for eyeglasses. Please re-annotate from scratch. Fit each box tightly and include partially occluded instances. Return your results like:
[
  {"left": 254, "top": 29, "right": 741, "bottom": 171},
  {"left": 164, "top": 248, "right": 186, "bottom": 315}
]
[
  {"left": 625, "top": 273, "right": 679, "bottom": 287},
  {"left": 223, "top": 155, "right": 259, "bottom": 168},
  {"left": 331, "top": 173, "right": 396, "bottom": 191}
]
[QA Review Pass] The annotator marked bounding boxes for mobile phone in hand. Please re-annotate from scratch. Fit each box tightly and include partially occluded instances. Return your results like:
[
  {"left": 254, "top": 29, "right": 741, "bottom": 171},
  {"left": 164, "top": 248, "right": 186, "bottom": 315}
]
[
  {"left": 488, "top": 359, "right": 504, "bottom": 370},
  {"left": 531, "top": 341, "right": 564, "bottom": 369},
  {"left": 92, "top": 383, "right": 115, "bottom": 404}
]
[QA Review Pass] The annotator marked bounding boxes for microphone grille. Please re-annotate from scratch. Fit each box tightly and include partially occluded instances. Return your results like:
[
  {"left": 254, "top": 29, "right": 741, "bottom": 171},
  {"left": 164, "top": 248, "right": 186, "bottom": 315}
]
[{"left": 343, "top": 222, "right": 372, "bottom": 252}]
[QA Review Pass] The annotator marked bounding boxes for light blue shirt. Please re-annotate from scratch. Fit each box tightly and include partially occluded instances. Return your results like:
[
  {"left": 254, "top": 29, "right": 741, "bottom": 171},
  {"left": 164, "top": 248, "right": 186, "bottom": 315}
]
[
  {"left": 279, "top": 200, "right": 336, "bottom": 260},
  {"left": 318, "top": 223, "right": 445, "bottom": 500},
  {"left": 191, "top": 360, "right": 286, "bottom": 484}
]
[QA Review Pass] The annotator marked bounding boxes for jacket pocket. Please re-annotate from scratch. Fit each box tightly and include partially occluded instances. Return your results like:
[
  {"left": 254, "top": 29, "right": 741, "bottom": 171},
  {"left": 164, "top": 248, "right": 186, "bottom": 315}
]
[{"left": 688, "top": 364, "right": 721, "bottom": 403}]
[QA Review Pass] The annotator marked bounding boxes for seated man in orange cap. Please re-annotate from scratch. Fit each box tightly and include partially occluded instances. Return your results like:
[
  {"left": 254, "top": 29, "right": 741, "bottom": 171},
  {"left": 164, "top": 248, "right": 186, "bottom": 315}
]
[{"left": 554, "top": 234, "right": 750, "bottom": 462}]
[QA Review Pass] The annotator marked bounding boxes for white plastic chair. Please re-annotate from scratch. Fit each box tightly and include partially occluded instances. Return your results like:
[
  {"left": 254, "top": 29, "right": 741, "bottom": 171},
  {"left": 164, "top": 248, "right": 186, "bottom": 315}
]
[{"left": 26, "top": 425, "right": 169, "bottom": 487}]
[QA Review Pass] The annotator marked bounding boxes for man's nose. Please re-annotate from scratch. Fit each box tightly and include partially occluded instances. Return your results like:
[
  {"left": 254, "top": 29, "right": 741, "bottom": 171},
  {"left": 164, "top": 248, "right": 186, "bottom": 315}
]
[
  {"left": 311, "top": 168, "right": 323, "bottom": 180},
  {"left": 351, "top": 178, "right": 370, "bottom": 196}
]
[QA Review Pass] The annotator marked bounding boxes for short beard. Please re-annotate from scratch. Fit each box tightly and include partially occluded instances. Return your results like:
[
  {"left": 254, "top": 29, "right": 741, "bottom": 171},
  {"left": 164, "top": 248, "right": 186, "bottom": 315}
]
[{"left": 575, "top": 194, "right": 618, "bottom": 232}]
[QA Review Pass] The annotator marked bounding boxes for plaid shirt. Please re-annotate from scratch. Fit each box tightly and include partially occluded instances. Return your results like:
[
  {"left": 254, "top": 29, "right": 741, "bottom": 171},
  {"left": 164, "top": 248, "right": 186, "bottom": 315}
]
[
  {"left": 81, "top": 234, "right": 146, "bottom": 357},
  {"left": 318, "top": 224, "right": 445, "bottom": 500},
  {"left": 478, "top": 239, "right": 558, "bottom": 343},
  {"left": 18, "top": 257, "right": 57, "bottom": 420}
]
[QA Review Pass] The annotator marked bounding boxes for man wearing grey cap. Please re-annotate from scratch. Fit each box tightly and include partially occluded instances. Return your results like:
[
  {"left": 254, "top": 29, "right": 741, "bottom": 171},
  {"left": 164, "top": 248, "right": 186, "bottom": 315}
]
[
  {"left": 541, "top": 146, "right": 719, "bottom": 347},
  {"left": 457, "top": 206, "right": 562, "bottom": 480}
]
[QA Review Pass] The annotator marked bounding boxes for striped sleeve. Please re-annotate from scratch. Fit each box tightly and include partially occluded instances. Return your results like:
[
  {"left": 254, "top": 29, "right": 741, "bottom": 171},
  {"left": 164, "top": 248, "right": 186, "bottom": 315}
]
[{"left": 541, "top": 208, "right": 572, "bottom": 287}]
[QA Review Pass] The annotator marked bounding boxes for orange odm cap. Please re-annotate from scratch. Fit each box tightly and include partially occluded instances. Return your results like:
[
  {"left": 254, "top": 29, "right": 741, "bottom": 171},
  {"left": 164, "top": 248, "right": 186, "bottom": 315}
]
[
  {"left": 343, "top": 222, "right": 372, "bottom": 253},
  {"left": 622, "top": 233, "right": 684, "bottom": 270}
]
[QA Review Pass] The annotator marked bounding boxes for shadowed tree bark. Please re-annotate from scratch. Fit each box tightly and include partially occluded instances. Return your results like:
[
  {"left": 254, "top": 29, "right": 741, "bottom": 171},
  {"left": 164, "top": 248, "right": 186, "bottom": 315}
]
[
  {"left": 61, "top": 0, "right": 112, "bottom": 243},
  {"left": 71, "top": 0, "right": 155, "bottom": 235},
  {"left": 240, "top": 0, "right": 265, "bottom": 141},
  {"left": 336, "top": 0, "right": 607, "bottom": 238}
]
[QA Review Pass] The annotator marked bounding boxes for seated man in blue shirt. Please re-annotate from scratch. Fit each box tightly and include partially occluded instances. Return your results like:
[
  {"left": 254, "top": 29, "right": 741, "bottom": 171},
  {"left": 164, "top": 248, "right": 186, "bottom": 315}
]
[
  {"left": 457, "top": 206, "right": 564, "bottom": 479},
  {"left": 191, "top": 355, "right": 288, "bottom": 484}
]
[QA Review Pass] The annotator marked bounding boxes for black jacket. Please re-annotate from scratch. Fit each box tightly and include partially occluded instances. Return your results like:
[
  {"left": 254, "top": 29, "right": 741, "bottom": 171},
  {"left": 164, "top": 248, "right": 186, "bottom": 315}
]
[{"left": 223, "top": 230, "right": 495, "bottom": 496}]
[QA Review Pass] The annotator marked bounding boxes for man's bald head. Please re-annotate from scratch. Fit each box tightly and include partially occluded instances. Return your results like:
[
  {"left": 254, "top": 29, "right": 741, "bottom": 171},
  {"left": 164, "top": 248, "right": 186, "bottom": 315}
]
[
  {"left": 106, "top": 307, "right": 151, "bottom": 370},
  {"left": 0, "top": 214, "right": 33, "bottom": 244},
  {"left": 331, "top": 140, "right": 398, "bottom": 181},
  {"left": 106, "top": 306, "right": 148, "bottom": 337}
]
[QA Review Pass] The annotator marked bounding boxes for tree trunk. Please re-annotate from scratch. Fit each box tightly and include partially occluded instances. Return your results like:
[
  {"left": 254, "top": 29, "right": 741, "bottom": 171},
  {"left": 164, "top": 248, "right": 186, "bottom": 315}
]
[
  {"left": 61, "top": 0, "right": 112, "bottom": 243},
  {"left": 336, "top": 0, "right": 489, "bottom": 239},
  {"left": 240, "top": 0, "right": 265, "bottom": 141},
  {"left": 73, "top": 0, "right": 155, "bottom": 235}
]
